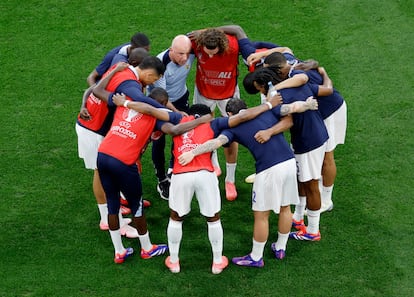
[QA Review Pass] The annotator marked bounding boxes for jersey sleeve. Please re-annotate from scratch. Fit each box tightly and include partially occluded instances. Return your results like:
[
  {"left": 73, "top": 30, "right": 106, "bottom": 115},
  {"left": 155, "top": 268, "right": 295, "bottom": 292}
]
[
  {"left": 220, "top": 128, "right": 235, "bottom": 144},
  {"left": 116, "top": 80, "right": 165, "bottom": 108},
  {"left": 153, "top": 111, "right": 181, "bottom": 131},
  {"left": 210, "top": 117, "right": 230, "bottom": 137},
  {"left": 252, "top": 41, "right": 279, "bottom": 49},
  {"left": 238, "top": 38, "right": 257, "bottom": 60},
  {"left": 305, "top": 69, "right": 323, "bottom": 85},
  {"left": 308, "top": 83, "right": 320, "bottom": 97},
  {"left": 95, "top": 45, "right": 124, "bottom": 76},
  {"left": 167, "top": 112, "right": 183, "bottom": 124}
]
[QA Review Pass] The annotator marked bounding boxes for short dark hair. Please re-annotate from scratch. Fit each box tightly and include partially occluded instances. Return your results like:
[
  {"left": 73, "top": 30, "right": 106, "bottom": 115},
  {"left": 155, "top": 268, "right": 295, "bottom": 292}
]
[
  {"left": 130, "top": 32, "right": 150, "bottom": 49},
  {"left": 128, "top": 48, "right": 150, "bottom": 66},
  {"left": 139, "top": 56, "right": 166, "bottom": 76},
  {"left": 188, "top": 104, "right": 211, "bottom": 118},
  {"left": 225, "top": 98, "right": 247, "bottom": 115},
  {"left": 264, "top": 52, "right": 287, "bottom": 67},
  {"left": 149, "top": 87, "right": 168, "bottom": 105},
  {"left": 243, "top": 72, "right": 259, "bottom": 94}
]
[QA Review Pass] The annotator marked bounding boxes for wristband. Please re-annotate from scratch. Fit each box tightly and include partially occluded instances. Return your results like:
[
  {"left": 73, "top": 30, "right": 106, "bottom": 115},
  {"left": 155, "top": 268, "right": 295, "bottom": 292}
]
[
  {"left": 123, "top": 100, "right": 129, "bottom": 108},
  {"left": 265, "top": 101, "right": 272, "bottom": 110}
]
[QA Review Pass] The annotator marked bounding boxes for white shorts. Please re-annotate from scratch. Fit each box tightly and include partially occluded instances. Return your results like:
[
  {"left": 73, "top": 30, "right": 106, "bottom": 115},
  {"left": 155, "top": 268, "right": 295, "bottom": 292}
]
[
  {"left": 193, "top": 85, "right": 240, "bottom": 117},
  {"left": 169, "top": 170, "right": 221, "bottom": 217},
  {"left": 295, "top": 142, "right": 327, "bottom": 182},
  {"left": 252, "top": 159, "right": 299, "bottom": 213},
  {"left": 324, "top": 101, "right": 347, "bottom": 152},
  {"left": 75, "top": 123, "right": 103, "bottom": 170}
]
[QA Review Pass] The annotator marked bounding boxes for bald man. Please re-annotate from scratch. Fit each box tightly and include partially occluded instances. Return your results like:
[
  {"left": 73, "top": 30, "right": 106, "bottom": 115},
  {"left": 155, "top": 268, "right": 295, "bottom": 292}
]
[
  {"left": 149, "top": 35, "right": 194, "bottom": 112},
  {"left": 148, "top": 35, "right": 195, "bottom": 200}
]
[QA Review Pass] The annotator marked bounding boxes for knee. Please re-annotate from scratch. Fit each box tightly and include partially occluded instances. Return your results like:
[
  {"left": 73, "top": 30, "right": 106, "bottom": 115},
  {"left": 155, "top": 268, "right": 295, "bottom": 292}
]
[
  {"left": 206, "top": 212, "right": 220, "bottom": 222},
  {"left": 170, "top": 210, "right": 184, "bottom": 221}
]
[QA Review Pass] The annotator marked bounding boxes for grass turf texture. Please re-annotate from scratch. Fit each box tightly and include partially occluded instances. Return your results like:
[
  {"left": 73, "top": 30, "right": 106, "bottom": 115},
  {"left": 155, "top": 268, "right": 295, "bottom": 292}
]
[{"left": 1, "top": 0, "right": 413, "bottom": 296}]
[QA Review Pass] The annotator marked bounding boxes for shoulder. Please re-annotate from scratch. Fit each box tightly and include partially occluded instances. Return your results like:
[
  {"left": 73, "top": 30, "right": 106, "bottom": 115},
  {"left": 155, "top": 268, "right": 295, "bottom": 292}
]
[
  {"left": 157, "top": 49, "right": 172, "bottom": 66},
  {"left": 226, "top": 35, "right": 239, "bottom": 51}
]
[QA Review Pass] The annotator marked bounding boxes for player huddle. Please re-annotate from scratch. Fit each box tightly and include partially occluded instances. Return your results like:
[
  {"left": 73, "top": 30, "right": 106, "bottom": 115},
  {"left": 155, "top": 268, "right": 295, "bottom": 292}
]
[{"left": 76, "top": 25, "right": 347, "bottom": 273}]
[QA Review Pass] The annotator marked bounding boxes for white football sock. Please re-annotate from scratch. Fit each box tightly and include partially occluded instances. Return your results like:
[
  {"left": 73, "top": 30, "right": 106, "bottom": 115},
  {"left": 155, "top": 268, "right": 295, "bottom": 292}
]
[
  {"left": 138, "top": 231, "right": 152, "bottom": 251},
  {"left": 211, "top": 150, "right": 220, "bottom": 168},
  {"left": 292, "top": 196, "right": 306, "bottom": 221},
  {"left": 275, "top": 231, "right": 289, "bottom": 251},
  {"left": 207, "top": 220, "right": 224, "bottom": 263},
  {"left": 98, "top": 203, "right": 108, "bottom": 224},
  {"left": 225, "top": 163, "right": 237, "bottom": 183},
  {"left": 109, "top": 229, "right": 124, "bottom": 254},
  {"left": 251, "top": 239, "right": 266, "bottom": 261},
  {"left": 167, "top": 219, "right": 183, "bottom": 263},
  {"left": 321, "top": 185, "right": 334, "bottom": 205},
  {"left": 306, "top": 209, "right": 320, "bottom": 234}
]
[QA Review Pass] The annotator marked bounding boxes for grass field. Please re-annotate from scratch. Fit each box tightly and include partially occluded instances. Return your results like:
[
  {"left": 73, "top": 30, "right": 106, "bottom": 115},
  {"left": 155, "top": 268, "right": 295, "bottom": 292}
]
[{"left": 1, "top": 0, "right": 414, "bottom": 296}]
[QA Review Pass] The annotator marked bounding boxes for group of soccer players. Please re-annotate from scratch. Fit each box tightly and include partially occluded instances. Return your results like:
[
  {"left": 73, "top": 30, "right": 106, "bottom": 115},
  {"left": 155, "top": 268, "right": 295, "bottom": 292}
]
[{"left": 75, "top": 24, "right": 346, "bottom": 273}]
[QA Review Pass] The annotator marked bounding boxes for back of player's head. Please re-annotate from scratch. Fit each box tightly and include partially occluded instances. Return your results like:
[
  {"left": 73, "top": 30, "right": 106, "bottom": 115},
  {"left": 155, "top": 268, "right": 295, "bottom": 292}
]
[
  {"left": 243, "top": 72, "right": 259, "bottom": 94},
  {"left": 128, "top": 48, "right": 150, "bottom": 67},
  {"left": 264, "top": 52, "right": 287, "bottom": 67},
  {"left": 225, "top": 98, "right": 247, "bottom": 115},
  {"left": 130, "top": 32, "right": 150, "bottom": 50},
  {"left": 149, "top": 87, "right": 168, "bottom": 106},
  {"left": 188, "top": 104, "right": 211, "bottom": 118},
  {"left": 139, "top": 56, "right": 166, "bottom": 76},
  {"left": 196, "top": 28, "right": 228, "bottom": 54},
  {"left": 253, "top": 67, "right": 282, "bottom": 95}
]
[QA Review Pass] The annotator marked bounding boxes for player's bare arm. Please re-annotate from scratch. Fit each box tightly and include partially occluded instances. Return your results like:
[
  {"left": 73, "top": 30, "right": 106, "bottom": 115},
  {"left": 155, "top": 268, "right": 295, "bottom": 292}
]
[
  {"left": 86, "top": 69, "right": 99, "bottom": 87},
  {"left": 228, "top": 93, "right": 282, "bottom": 127},
  {"left": 161, "top": 114, "right": 213, "bottom": 136},
  {"left": 254, "top": 115, "right": 293, "bottom": 144},
  {"left": 79, "top": 86, "right": 93, "bottom": 120},
  {"left": 112, "top": 93, "right": 171, "bottom": 121},
  {"left": 186, "top": 29, "right": 206, "bottom": 40},
  {"left": 215, "top": 25, "right": 247, "bottom": 39},
  {"left": 316, "top": 67, "right": 334, "bottom": 96},
  {"left": 178, "top": 135, "right": 229, "bottom": 166},
  {"left": 81, "top": 62, "right": 127, "bottom": 118},
  {"left": 275, "top": 73, "right": 309, "bottom": 90},
  {"left": 166, "top": 100, "right": 188, "bottom": 116},
  {"left": 280, "top": 96, "right": 318, "bottom": 116},
  {"left": 92, "top": 62, "right": 129, "bottom": 102},
  {"left": 294, "top": 59, "right": 319, "bottom": 71},
  {"left": 255, "top": 96, "right": 317, "bottom": 143},
  {"left": 247, "top": 47, "right": 294, "bottom": 65}
]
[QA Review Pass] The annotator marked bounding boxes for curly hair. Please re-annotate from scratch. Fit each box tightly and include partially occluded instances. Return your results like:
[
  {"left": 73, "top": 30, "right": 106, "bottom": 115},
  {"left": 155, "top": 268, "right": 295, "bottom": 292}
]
[{"left": 195, "top": 28, "right": 228, "bottom": 54}]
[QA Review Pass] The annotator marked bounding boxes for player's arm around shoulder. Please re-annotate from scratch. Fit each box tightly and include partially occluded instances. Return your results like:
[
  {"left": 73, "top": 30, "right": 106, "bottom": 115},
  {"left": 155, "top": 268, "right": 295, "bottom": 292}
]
[
  {"left": 166, "top": 114, "right": 213, "bottom": 136},
  {"left": 178, "top": 134, "right": 228, "bottom": 166}
]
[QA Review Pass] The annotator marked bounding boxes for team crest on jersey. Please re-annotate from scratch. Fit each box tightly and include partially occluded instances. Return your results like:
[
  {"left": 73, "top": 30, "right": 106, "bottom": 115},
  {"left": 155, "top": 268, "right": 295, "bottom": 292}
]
[
  {"left": 122, "top": 108, "right": 143, "bottom": 123},
  {"left": 181, "top": 129, "right": 194, "bottom": 144},
  {"left": 151, "top": 130, "right": 163, "bottom": 140}
]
